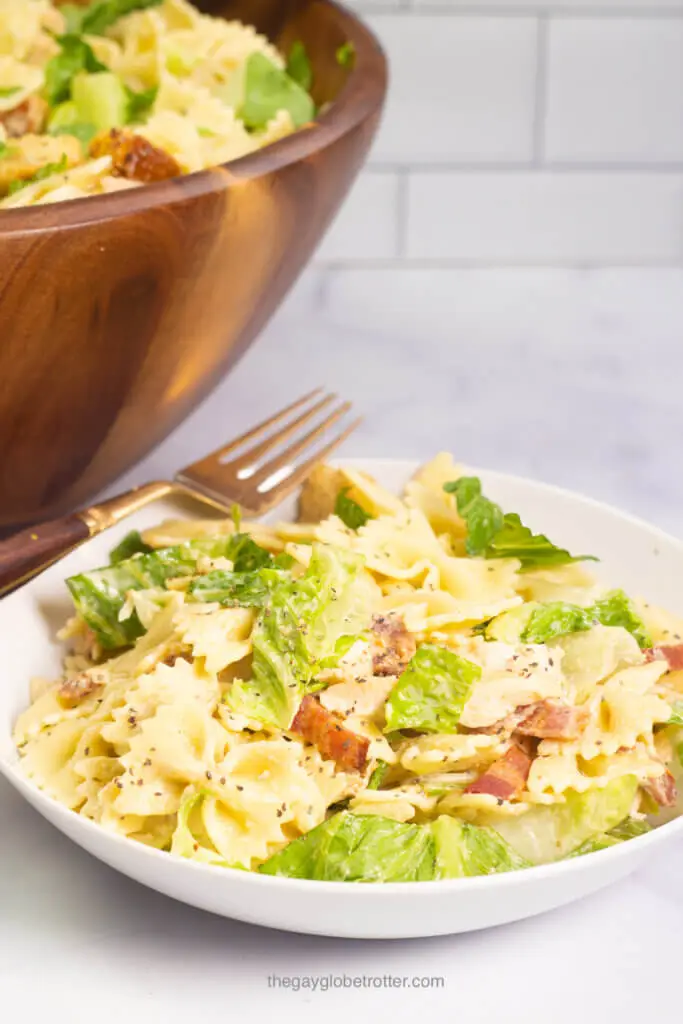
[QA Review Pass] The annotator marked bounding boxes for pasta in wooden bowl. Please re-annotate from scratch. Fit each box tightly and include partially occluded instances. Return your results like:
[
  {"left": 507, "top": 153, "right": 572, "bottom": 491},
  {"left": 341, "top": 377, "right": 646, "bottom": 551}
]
[{"left": 0, "top": 0, "right": 386, "bottom": 529}]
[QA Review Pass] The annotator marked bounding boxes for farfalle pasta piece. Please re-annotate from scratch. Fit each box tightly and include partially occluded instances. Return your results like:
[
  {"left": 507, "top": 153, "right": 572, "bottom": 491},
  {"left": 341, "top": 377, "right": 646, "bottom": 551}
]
[
  {"left": 175, "top": 605, "right": 254, "bottom": 674},
  {"left": 349, "top": 786, "right": 439, "bottom": 824},
  {"left": 399, "top": 733, "right": 506, "bottom": 776}
]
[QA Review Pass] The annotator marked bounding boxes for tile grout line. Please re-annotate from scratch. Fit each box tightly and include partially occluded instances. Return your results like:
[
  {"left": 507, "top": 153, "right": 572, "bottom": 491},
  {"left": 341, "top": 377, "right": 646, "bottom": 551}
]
[
  {"left": 353, "top": 7, "right": 683, "bottom": 18},
  {"left": 313, "top": 258, "right": 683, "bottom": 270},
  {"left": 532, "top": 14, "right": 549, "bottom": 166},
  {"left": 362, "top": 162, "right": 683, "bottom": 173}
]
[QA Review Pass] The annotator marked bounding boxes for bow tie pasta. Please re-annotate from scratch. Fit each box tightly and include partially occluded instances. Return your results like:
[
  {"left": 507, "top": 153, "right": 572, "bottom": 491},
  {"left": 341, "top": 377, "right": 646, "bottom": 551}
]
[
  {"left": 0, "top": 0, "right": 317, "bottom": 207},
  {"left": 14, "top": 454, "right": 683, "bottom": 881}
]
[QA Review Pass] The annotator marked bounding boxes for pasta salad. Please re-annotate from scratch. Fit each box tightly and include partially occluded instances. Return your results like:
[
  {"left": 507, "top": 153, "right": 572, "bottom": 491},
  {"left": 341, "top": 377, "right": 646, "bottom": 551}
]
[
  {"left": 0, "top": 0, "right": 322, "bottom": 208},
  {"left": 14, "top": 455, "right": 683, "bottom": 881}
]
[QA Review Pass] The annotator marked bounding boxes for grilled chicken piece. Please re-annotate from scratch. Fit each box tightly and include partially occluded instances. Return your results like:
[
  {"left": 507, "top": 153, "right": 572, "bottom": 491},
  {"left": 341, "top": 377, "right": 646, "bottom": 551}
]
[
  {"left": 291, "top": 695, "right": 370, "bottom": 772},
  {"left": 90, "top": 129, "right": 181, "bottom": 183},
  {"left": 464, "top": 744, "right": 532, "bottom": 801},
  {"left": 371, "top": 614, "right": 416, "bottom": 677},
  {"left": 58, "top": 673, "right": 103, "bottom": 709},
  {"left": 0, "top": 96, "right": 48, "bottom": 138}
]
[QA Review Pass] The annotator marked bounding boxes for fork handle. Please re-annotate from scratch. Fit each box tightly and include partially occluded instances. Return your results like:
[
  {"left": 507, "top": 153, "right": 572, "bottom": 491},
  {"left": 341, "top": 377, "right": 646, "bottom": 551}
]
[{"left": 0, "top": 514, "right": 91, "bottom": 595}]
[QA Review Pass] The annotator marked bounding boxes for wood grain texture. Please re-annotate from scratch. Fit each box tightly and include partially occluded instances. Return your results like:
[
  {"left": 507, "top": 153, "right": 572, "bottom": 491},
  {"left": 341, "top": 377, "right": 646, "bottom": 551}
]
[
  {"left": 0, "top": 0, "right": 387, "bottom": 529},
  {"left": 0, "top": 514, "right": 90, "bottom": 593}
]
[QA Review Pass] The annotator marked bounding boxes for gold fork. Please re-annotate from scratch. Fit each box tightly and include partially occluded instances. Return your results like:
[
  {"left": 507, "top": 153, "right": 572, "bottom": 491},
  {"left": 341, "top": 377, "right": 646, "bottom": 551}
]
[{"left": 0, "top": 390, "right": 360, "bottom": 595}]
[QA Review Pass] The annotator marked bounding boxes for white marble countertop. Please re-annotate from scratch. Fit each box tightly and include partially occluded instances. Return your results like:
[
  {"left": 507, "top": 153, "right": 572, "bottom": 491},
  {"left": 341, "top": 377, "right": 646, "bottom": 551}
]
[{"left": 2, "top": 267, "right": 682, "bottom": 1022}]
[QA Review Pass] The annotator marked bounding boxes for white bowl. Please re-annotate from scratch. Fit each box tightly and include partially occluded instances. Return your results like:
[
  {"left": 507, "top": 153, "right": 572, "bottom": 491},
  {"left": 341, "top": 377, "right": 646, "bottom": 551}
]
[{"left": 0, "top": 459, "right": 681, "bottom": 939}]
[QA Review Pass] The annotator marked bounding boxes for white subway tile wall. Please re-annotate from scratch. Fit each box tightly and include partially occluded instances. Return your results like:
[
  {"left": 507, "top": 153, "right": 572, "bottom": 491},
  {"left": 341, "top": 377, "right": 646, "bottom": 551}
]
[{"left": 315, "top": 1, "right": 683, "bottom": 266}]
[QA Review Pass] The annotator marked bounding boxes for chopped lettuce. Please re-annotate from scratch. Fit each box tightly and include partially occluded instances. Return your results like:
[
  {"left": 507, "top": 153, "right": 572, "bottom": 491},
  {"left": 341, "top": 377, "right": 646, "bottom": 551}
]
[
  {"left": 522, "top": 601, "right": 592, "bottom": 644},
  {"left": 170, "top": 791, "right": 234, "bottom": 868},
  {"left": 667, "top": 701, "right": 683, "bottom": 727},
  {"left": 567, "top": 817, "right": 651, "bottom": 858},
  {"left": 444, "top": 477, "right": 596, "bottom": 570},
  {"left": 286, "top": 41, "right": 312, "bottom": 91},
  {"left": 44, "top": 35, "right": 107, "bottom": 106},
  {"left": 334, "top": 488, "right": 372, "bottom": 530},
  {"left": 188, "top": 568, "right": 273, "bottom": 608},
  {"left": 486, "top": 776, "right": 639, "bottom": 863},
  {"left": 590, "top": 590, "right": 652, "bottom": 649},
  {"left": 71, "top": 71, "right": 129, "bottom": 132},
  {"left": 486, "top": 589, "right": 652, "bottom": 649},
  {"left": 225, "top": 534, "right": 275, "bottom": 572},
  {"left": 126, "top": 84, "right": 158, "bottom": 123},
  {"left": 431, "top": 816, "right": 530, "bottom": 877},
  {"left": 227, "top": 545, "right": 373, "bottom": 727},
  {"left": 259, "top": 812, "right": 529, "bottom": 881},
  {"left": 259, "top": 813, "right": 435, "bottom": 882},
  {"left": 66, "top": 534, "right": 273, "bottom": 649},
  {"left": 384, "top": 646, "right": 480, "bottom": 734},
  {"left": 444, "top": 477, "right": 503, "bottom": 556},
  {"left": 336, "top": 42, "right": 356, "bottom": 69},
  {"left": 240, "top": 52, "right": 315, "bottom": 131},
  {"left": 51, "top": 120, "right": 97, "bottom": 148},
  {"left": 367, "top": 760, "right": 389, "bottom": 790},
  {"left": 109, "top": 530, "right": 153, "bottom": 565},
  {"left": 63, "top": 0, "right": 163, "bottom": 36}
]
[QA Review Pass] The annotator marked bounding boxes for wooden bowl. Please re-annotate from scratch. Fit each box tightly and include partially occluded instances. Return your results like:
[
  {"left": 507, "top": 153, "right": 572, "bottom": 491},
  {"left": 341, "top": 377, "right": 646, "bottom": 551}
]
[{"left": 0, "top": 0, "right": 386, "bottom": 530}]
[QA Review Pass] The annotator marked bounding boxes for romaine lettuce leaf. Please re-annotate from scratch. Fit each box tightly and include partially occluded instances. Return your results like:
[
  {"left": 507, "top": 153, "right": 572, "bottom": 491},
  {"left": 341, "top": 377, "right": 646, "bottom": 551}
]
[
  {"left": 519, "top": 590, "right": 651, "bottom": 648},
  {"left": 367, "top": 759, "right": 389, "bottom": 790},
  {"left": 567, "top": 817, "right": 651, "bottom": 858},
  {"left": 667, "top": 701, "right": 683, "bottom": 727},
  {"left": 170, "top": 791, "right": 233, "bottom": 867},
  {"left": 188, "top": 569, "right": 273, "bottom": 608},
  {"left": 444, "top": 477, "right": 596, "bottom": 569},
  {"left": 258, "top": 812, "right": 530, "bottom": 881},
  {"left": 227, "top": 545, "right": 373, "bottom": 727},
  {"left": 522, "top": 602, "right": 592, "bottom": 644},
  {"left": 240, "top": 53, "right": 315, "bottom": 130},
  {"left": 334, "top": 488, "right": 372, "bottom": 530},
  {"left": 44, "top": 35, "right": 107, "bottom": 106},
  {"left": 384, "top": 646, "right": 480, "bottom": 734},
  {"left": 258, "top": 812, "right": 435, "bottom": 882},
  {"left": 109, "top": 530, "right": 153, "bottom": 565},
  {"left": 443, "top": 477, "right": 503, "bottom": 556},
  {"left": 590, "top": 590, "right": 652, "bottom": 649},
  {"left": 431, "top": 816, "right": 530, "bottom": 877},
  {"left": 67, "top": 534, "right": 273, "bottom": 649},
  {"left": 64, "top": 0, "right": 163, "bottom": 36},
  {"left": 336, "top": 42, "right": 356, "bottom": 69},
  {"left": 286, "top": 41, "right": 312, "bottom": 91},
  {"left": 486, "top": 776, "right": 639, "bottom": 863},
  {"left": 126, "top": 84, "right": 158, "bottom": 123}
]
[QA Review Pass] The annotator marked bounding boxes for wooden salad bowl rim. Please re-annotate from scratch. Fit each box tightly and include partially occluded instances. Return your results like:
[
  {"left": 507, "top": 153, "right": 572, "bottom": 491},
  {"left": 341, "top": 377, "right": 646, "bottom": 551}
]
[{"left": 0, "top": 0, "right": 387, "bottom": 235}]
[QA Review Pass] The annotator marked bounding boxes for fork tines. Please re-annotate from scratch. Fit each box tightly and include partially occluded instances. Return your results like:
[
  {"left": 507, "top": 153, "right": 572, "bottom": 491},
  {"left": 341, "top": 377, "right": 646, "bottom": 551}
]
[{"left": 179, "top": 389, "right": 361, "bottom": 513}]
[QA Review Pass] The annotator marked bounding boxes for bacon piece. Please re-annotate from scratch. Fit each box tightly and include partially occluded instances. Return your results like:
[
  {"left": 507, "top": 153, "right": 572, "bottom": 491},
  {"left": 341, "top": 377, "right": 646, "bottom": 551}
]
[
  {"left": 0, "top": 95, "right": 48, "bottom": 138},
  {"left": 464, "top": 744, "right": 532, "bottom": 801},
  {"left": 371, "top": 614, "right": 417, "bottom": 677},
  {"left": 514, "top": 700, "right": 589, "bottom": 740},
  {"left": 291, "top": 695, "right": 369, "bottom": 773},
  {"left": 57, "top": 673, "right": 103, "bottom": 709},
  {"left": 645, "top": 644, "right": 683, "bottom": 672},
  {"left": 642, "top": 771, "right": 678, "bottom": 808},
  {"left": 90, "top": 129, "right": 181, "bottom": 183}
]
